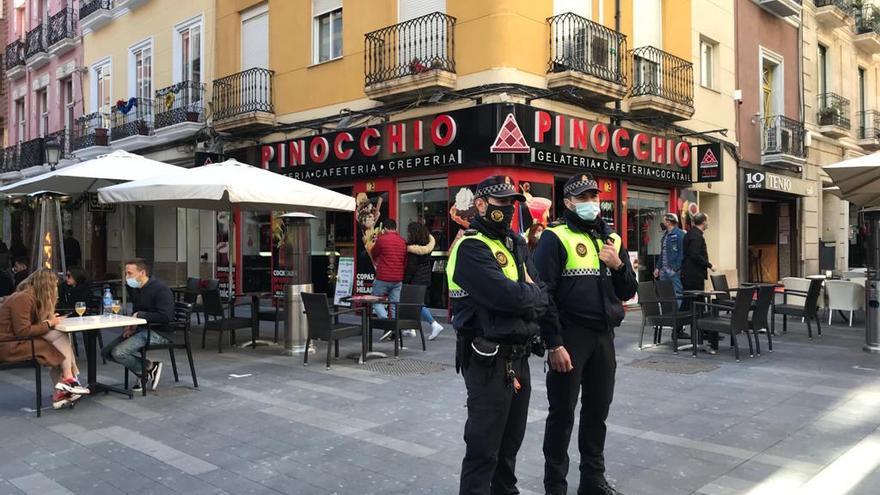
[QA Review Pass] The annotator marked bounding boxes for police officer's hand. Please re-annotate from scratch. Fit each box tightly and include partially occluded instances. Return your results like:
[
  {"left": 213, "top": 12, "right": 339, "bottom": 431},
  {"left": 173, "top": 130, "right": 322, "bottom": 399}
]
[
  {"left": 599, "top": 240, "right": 623, "bottom": 270},
  {"left": 549, "top": 346, "right": 574, "bottom": 373},
  {"left": 525, "top": 270, "right": 536, "bottom": 285}
]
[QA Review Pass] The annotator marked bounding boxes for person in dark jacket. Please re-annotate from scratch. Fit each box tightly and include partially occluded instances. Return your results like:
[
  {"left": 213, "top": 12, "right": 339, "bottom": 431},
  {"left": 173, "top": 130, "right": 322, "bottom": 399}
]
[
  {"left": 681, "top": 212, "right": 716, "bottom": 352},
  {"left": 60, "top": 267, "right": 92, "bottom": 310},
  {"left": 404, "top": 222, "right": 445, "bottom": 340},
  {"left": 11, "top": 258, "right": 29, "bottom": 289},
  {"left": 63, "top": 230, "right": 82, "bottom": 269},
  {"left": 447, "top": 175, "right": 548, "bottom": 495},
  {"left": 101, "top": 258, "right": 174, "bottom": 392},
  {"left": 535, "top": 173, "right": 637, "bottom": 495}
]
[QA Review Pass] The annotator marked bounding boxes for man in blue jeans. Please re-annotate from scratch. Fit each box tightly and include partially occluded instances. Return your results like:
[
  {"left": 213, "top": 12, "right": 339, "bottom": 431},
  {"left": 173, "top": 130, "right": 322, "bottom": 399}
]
[
  {"left": 101, "top": 258, "right": 174, "bottom": 392},
  {"left": 654, "top": 213, "right": 685, "bottom": 308},
  {"left": 368, "top": 219, "right": 408, "bottom": 339}
]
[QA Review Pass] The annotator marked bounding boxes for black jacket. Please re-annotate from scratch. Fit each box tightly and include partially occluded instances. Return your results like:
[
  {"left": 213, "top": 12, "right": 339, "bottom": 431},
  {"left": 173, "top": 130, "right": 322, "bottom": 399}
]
[
  {"left": 128, "top": 278, "right": 174, "bottom": 326},
  {"left": 60, "top": 284, "right": 93, "bottom": 310},
  {"left": 681, "top": 227, "right": 712, "bottom": 286},
  {"left": 404, "top": 235, "right": 435, "bottom": 287},
  {"left": 448, "top": 216, "right": 548, "bottom": 344},
  {"left": 535, "top": 211, "right": 638, "bottom": 347}
]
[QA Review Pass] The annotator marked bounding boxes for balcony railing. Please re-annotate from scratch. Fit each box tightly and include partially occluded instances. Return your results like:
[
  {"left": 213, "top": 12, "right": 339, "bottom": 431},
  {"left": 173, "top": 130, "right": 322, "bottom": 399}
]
[
  {"left": 2, "top": 146, "right": 20, "bottom": 173},
  {"left": 45, "top": 128, "right": 71, "bottom": 157},
  {"left": 855, "top": 5, "right": 880, "bottom": 35},
  {"left": 72, "top": 112, "right": 110, "bottom": 150},
  {"left": 17, "top": 138, "right": 47, "bottom": 169},
  {"left": 815, "top": 0, "right": 849, "bottom": 9},
  {"left": 5, "top": 40, "right": 25, "bottom": 70},
  {"left": 364, "top": 12, "right": 456, "bottom": 86},
  {"left": 858, "top": 110, "right": 880, "bottom": 139},
  {"left": 212, "top": 68, "right": 274, "bottom": 121},
  {"left": 154, "top": 81, "right": 205, "bottom": 129},
  {"left": 25, "top": 25, "right": 47, "bottom": 59},
  {"left": 111, "top": 98, "right": 153, "bottom": 140},
  {"left": 630, "top": 46, "right": 694, "bottom": 106},
  {"left": 48, "top": 8, "right": 77, "bottom": 47},
  {"left": 762, "top": 115, "right": 806, "bottom": 158},
  {"left": 80, "top": 0, "right": 112, "bottom": 20},
  {"left": 547, "top": 12, "right": 626, "bottom": 85},
  {"left": 818, "top": 92, "right": 851, "bottom": 128}
]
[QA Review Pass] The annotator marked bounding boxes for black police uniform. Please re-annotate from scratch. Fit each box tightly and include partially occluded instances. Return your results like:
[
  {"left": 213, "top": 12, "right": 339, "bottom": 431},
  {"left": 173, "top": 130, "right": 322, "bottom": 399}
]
[
  {"left": 447, "top": 176, "right": 548, "bottom": 495},
  {"left": 534, "top": 175, "right": 638, "bottom": 495}
]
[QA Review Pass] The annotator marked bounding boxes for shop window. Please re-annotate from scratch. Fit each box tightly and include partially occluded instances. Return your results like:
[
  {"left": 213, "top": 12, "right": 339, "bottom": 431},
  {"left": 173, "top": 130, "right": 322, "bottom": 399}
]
[
  {"left": 399, "top": 179, "right": 449, "bottom": 251},
  {"left": 242, "top": 211, "right": 272, "bottom": 293},
  {"left": 625, "top": 188, "right": 668, "bottom": 282}
]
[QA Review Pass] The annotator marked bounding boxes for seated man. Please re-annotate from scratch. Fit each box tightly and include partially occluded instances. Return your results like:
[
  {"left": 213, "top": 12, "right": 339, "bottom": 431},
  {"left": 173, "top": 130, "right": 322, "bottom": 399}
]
[{"left": 101, "top": 258, "right": 174, "bottom": 392}]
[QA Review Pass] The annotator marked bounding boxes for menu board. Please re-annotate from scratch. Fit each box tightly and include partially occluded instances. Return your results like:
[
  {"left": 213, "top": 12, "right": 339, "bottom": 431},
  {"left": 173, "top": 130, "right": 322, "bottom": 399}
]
[{"left": 334, "top": 257, "right": 355, "bottom": 306}]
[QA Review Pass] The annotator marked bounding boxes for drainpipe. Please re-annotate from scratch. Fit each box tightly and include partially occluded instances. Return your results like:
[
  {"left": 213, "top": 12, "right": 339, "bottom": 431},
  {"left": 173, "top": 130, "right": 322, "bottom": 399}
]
[
  {"left": 734, "top": 0, "right": 748, "bottom": 281},
  {"left": 613, "top": 0, "right": 621, "bottom": 126}
]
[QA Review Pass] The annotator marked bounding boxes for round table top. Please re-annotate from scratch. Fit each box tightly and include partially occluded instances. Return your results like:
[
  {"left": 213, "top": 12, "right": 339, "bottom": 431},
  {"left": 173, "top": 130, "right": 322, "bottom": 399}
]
[{"left": 342, "top": 295, "right": 388, "bottom": 304}]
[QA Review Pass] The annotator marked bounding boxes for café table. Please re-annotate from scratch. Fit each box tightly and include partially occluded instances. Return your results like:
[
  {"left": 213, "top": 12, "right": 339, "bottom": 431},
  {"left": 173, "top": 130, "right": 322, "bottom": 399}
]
[
  {"left": 681, "top": 290, "right": 728, "bottom": 355},
  {"left": 341, "top": 295, "right": 388, "bottom": 364},
  {"left": 56, "top": 314, "right": 147, "bottom": 398},
  {"left": 232, "top": 291, "right": 280, "bottom": 349}
]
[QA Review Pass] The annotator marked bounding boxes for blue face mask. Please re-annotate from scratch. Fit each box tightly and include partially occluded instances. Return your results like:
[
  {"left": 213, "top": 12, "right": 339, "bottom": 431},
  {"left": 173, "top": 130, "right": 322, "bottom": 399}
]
[
  {"left": 126, "top": 277, "right": 141, "bottom": 289},
  {"left": 574, "top": 201, "right": 600, "bottom": 221}
]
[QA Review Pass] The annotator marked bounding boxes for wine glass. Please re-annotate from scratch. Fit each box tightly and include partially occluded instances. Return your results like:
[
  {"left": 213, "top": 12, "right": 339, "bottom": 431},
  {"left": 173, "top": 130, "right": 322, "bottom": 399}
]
[
  {"left": 111, "top": 300, "right": 121, "bottom": 318},
  {"left": 74, "top": 302, "right": 86, "bottom": 320}
]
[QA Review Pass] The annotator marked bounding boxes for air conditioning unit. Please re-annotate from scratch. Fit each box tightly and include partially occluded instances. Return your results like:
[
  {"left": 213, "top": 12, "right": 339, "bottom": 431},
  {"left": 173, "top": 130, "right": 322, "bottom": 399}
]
[
  {"left": 591, "top": 36, "right": 609, "bottom": 69},
  {"left": 779, "top": 128, "right": 792, "bottom": 154}
]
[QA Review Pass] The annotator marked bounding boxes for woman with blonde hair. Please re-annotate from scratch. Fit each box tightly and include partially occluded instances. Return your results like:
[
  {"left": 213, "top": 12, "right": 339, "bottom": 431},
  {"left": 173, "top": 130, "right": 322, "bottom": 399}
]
[{"left": 0, "top": 269, "right": 89, "bottom": 410}]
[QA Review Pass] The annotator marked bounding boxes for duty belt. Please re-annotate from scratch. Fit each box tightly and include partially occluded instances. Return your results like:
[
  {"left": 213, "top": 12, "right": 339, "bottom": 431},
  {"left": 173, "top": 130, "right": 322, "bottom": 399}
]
[{"left": 498, "top": 343, "right": 529, "bottom": 359}]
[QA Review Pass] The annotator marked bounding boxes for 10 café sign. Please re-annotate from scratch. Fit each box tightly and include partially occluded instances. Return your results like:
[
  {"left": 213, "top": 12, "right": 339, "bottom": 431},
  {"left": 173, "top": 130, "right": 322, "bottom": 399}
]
[{"left": 746, "top": 171, "right": 815, "bottom": 196}]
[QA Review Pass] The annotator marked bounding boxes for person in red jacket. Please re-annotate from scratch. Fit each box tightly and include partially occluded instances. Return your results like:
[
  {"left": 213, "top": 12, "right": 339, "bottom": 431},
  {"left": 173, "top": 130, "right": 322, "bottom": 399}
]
[{"left": 369, "top": 218, "right": 408, "bottom": 321}]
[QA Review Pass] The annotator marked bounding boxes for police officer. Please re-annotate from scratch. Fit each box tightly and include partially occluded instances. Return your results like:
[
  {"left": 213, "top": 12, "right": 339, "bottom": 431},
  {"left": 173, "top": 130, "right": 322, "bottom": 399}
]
[
  {"left": 447, "top": 175, "right": 548, "bottom": 495},
  {"left": 534, "top": 173, "right": 637, "bottom": 495}
]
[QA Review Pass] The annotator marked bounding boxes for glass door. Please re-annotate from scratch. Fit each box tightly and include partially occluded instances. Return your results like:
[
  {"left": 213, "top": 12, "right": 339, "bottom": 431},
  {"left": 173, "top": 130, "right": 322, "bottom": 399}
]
[
  {"left": 626, "top": 188, "right": 668, "bottom": 282},
  {"left": 398, "top": 178, "right": 449, "bottom": 308}
]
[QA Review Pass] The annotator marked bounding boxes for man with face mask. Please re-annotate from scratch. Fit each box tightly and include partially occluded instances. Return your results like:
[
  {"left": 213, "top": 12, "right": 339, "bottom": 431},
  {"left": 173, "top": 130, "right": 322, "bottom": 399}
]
[
  {"left": 534, "top": 173, "right": 637, "bottom": 495},
  {"left": 446, "top": 175, "right": 548, "bottom": 495}
]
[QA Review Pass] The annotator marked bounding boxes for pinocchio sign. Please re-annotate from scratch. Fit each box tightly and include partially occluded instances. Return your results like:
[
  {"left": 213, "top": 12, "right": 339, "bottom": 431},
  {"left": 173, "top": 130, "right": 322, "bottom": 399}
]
[{"left": 255, "top": 104, "right": 693, "bottom": 184}]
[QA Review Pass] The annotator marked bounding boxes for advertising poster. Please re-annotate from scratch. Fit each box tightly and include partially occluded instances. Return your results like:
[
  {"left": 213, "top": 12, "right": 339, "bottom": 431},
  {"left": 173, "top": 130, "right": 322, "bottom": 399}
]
[
  {"left": 518, "top": 182, "right": 553, "bottom": 230},
  {"left": 677, "top": 188, "right": 699, "bottom": 231},
  {"left": 334, "top": 257, "right": 355, "bottom": 306},
  {"left": 354, "top": 191, "right": 389, "bottom": 295},
  {"left": 216, "top": 211, "right": 234, "bottom": 298},
  {"left": 449, "top": 185, "right": 479, "bottom": 247}
]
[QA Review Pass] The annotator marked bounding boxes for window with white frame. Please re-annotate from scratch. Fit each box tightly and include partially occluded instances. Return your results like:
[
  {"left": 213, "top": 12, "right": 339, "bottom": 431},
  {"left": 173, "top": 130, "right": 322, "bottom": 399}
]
[
  {"left": 179, "top": 21, "right": 202, "bottom": 85},
  {"left": 93, "top": 60, "right": 112, "bottom": 126},
  {"left": 700, "top": 37, "right": 717, "bottom": 89},
  {"left": 61, "top": 77, "right": 74, "bottom": 131},
  {"left": 15, "top": 98, "right": 25, "bottom": 143},
  {"left": 313, "top": 0, "right": 342, "bottom": 63},
  {"left": 36, "top": 88, "right": 48, "bottom": 137},
  {"left": 131, "top": 41, "right": 153, "bottom": 101}
]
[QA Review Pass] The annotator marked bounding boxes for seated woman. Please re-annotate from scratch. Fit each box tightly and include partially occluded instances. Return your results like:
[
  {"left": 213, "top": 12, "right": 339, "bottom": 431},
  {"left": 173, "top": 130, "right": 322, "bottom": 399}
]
[
  {"left": 61, "top": 267, "right": 92, "bottom": 311},
  {"left": 0, "top": 269, "right": 89, "bottom": 410}
]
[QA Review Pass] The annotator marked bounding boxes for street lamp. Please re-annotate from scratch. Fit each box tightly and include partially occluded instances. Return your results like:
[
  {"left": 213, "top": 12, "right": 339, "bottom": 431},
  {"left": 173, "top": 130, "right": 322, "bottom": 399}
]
[{"left": 45, "top": 137, "right": 61, "bottom": 171}]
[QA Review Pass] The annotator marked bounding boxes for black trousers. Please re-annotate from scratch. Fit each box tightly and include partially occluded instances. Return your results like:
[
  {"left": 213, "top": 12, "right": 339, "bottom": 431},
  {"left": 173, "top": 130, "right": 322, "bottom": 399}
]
[
  {"left": 460, "top": 352, "right": 531, "bottom": 495},
  {"left": 682, "top": 277, "right": 718, "bottom": 349},
  {"left": 543, "top": 326, "right": 616, "bottom": 495}
]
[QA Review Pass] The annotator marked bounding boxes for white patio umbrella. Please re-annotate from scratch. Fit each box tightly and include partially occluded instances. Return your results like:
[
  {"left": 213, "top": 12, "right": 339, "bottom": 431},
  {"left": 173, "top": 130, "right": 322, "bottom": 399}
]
[{"left": 824, "top": 152, "right": 880, "bottom": 207}]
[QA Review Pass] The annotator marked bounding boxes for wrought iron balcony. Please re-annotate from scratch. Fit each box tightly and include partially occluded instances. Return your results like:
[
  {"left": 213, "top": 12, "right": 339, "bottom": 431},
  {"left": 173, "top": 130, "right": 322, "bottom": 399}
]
[
  {"left": 628, "top": 46, "right": 694, "bottom": 120},
  {"left": 48, "top": 8, "right": 77, "bottom": 48},
  {"left": 212, "top": 68, "right": 275, "bottom": 128},
  {"left": 154, "top": 81, "right": 205, "bottom": 129},
  {"left": 80, "top": 0, "right": 112, "bottom": 20},
  {"left": 72, "top": 112, "right": 111, "bottom": 151},
  {"left": 110, "top": 98, "right": 153, "bottom": 141},
  {"left": 45, "top": 129, "right": 71, "bottom": 157},
  {"left": 18, "top": 138, "right": 47, "bottom": 169},
  {"left": 546, "top": 13, "right": 627, "bottom": 101},
  {"left": 5, "top": 39, "right": 25, "bottom": 71},
  {"left": 814, "top": 0, "right": 853, "bottom": 29},
  {"left": 1, "top": 146, "right": 20, "bottom": 173},
  {"left": 857, "top": 110, "right": 880, "bottom": 150},
  {"left": 761, "top": 115, "right": 806, "bottom": 166},
  {"left": 817, "top": 92, "right": 851, "bottom": 135},
  {"left": 364, "top": 12, "right": 456, "bottom": 88},
  {"left": 855, "top": 5, "right": 880, "bottom": 34},
  {"left": 25, "top": 24, "right": 47, "bottom": 59}
]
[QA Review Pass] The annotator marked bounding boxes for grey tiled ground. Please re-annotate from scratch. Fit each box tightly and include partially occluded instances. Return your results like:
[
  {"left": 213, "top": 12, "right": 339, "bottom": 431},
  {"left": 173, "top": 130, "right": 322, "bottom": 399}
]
[{"left": 2, "top": 308, "right": 880, "bottom": 495}]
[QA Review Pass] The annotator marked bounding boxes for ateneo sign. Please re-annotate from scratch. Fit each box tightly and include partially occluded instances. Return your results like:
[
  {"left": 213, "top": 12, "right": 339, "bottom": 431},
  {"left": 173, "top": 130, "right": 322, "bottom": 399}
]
[{"left": 256, "top": 103, "right": 693, "bottom": 184}]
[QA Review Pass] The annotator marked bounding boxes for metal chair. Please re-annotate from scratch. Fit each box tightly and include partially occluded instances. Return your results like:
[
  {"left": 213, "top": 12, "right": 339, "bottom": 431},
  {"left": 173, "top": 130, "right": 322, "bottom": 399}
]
[
  {"left": 257, "top": 296, "right": 286, "bottom": 343},
  {"left": 200, "top": 288, "right": 253, "bottom": 353},
  {"left": 0, "top": 336, "right": 42, "bottom": 417},
  {"left": 181, "top": 277, "right": 201, "bottom": 323},
  {"left": 370, "top": 285, "right": 428, "bottom": 357},
  {"left": 750, "top": 284, "right": 775, "bottom": 355},
  {"left": 301, "top": 293, "right": 361, "bottom": 369},
  {"left": 710, "top": 274, "right": 735, "bottom": 310},
  {"left": 776, "top": 278, "right": 824, "bottom": 339},
  {"left": 194, "top": 279, "right": 219, "bottom": 325},
  {"left": 124, "top": 302, "right": 198, "bottom": 396},
  {"left": 655, "top": 279, "right": 694, "bottom": 353},
  {"left": 692, "top": 286, "right": 756, "bottom": 362}
]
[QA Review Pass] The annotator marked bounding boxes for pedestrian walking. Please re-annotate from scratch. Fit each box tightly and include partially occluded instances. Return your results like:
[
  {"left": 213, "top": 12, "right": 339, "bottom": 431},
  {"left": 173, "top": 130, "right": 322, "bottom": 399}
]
[
  {"left": 534, "top": 173, "right": 637, "bottom": 495},
  {"left": 404, "top": 221, "right": 445, "bottom": 340},
  {"left": 446, "top": 175, "right": 547, "bottom": 495},
  {"left": 681, "top": 212, "right": 716, "bottom": 353},
  {"left": 654, "top": 212, "right": 685, "bottom": 307}
]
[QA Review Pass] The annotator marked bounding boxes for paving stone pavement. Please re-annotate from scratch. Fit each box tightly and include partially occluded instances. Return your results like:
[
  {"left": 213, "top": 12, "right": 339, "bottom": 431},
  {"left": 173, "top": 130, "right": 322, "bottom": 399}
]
[{"left": 2, "top": 308, "right": 880, "bottom": 495}]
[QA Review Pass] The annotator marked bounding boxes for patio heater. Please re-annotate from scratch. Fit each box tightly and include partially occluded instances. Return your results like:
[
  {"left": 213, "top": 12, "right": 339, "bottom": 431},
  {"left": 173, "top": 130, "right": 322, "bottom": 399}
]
[
  {"left": 865, "top": 209, "right": 880, "bottom": 353},
  {"left": 30, "top": 193, "right": 66, "bottom": 275},
  {"left": 280, "top": 213, "right": 315, "bottom": 356}
]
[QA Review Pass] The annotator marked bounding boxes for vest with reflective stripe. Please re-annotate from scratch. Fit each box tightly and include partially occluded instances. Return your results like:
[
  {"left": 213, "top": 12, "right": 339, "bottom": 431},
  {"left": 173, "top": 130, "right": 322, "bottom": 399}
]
[
  {"left": 447, "top": 232, "right": 520, "bottom": 298},
  {"left": 548, "top": 225, "right": 622, "bottom": 277}
]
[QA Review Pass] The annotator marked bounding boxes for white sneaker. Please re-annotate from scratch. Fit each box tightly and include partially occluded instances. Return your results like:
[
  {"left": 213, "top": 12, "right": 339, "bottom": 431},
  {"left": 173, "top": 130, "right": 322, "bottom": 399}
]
[
  {"left": 380, "top": 331, "right": 394, "bottom": 342},
  {"left": 702, "top": 343, "right": 717, "bottom": 355},
  {"left": 149, "top": 362, "right": 163, "bottom": 391},
  {"left": 428, "top": 321, "right": 444, "bottom": 341}
]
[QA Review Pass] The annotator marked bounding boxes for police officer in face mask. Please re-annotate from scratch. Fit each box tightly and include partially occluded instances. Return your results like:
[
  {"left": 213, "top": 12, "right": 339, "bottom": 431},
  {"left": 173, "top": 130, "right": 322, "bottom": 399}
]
[
  {"left": 447, "top": 175, "right": 549, "bottom": 495},
  {"left": 534, "top": 173, "right": 638, "bottom": 495}
]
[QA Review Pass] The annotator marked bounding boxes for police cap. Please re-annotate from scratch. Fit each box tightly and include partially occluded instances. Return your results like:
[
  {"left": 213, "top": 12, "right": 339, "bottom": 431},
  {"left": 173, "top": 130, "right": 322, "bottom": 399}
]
[
  {"left": 563, "top": 173, "right": 600, "bottom": 197},
  {"left": 475, "top": 175, "right": 526, "bottom": 202}
]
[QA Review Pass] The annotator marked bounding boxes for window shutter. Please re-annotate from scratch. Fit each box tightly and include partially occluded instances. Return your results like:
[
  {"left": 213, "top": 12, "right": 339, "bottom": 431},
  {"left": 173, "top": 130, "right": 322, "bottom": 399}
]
[
  {"left": 313, "top": 0, "right": 342, "bottom": 15},
  {"left": 399, "top": 0, "right": 446, "bottom": 22}
]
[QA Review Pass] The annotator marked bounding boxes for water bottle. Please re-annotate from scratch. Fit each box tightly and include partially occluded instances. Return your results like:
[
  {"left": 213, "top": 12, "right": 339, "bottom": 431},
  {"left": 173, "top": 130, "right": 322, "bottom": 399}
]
[{"left": 103, "top": 287, "right": 113, "bottom": 316}]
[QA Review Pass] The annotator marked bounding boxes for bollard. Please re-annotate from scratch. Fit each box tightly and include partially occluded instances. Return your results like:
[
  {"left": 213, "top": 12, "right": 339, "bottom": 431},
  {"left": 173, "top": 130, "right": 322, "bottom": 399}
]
[
  {"left": 865, "top": 280, "right": 880, "bottom": 354},
  {"left": 283, "top": 283, "right": 313, "bottom": 356}
]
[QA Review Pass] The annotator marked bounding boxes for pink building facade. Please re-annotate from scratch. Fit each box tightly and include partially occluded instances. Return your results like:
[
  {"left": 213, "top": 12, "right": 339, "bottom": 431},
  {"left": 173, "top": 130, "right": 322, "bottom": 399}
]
[{"left": 5, "top": 0, "right": 83, "bottom": 170}]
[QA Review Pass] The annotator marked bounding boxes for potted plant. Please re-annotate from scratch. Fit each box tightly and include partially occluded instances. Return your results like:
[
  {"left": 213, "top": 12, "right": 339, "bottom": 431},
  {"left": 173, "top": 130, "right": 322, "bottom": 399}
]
[
  {"left": 94, "top": 127, "right": 109, "bottom": 146},
  {"left": 819, "top": 105, "right": 839, "bottom": 126},
  {"left": 185, "top": 108, "right": 200, "bottom": 122}
]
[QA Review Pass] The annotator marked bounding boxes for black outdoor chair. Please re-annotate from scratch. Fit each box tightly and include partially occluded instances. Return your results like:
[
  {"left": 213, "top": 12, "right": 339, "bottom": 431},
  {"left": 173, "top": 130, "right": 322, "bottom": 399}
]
[
  {"left": 692, "top": 286, "right": 756, "bottom": 362},
  {"left": 180, "top": 277, "right": 201, "bottom": 322},
  {"left": 301, "top": 292, "right": 361, "bottom": 369},
  {"left": 776, "top": 278, "right": 823, "bottom": 339},
  {"left": 257, "top": 296, "right": 286, "bottom": 343},
  {"left": 655, "top": 279, "right": 694, "bottom": 353},
  {"left": 637, "top": 281, "right": 662, "bottom": 349},
  {"left": 710, "top": 274, "right": 736, "bottom": 310},
  {"left": 124, "top": 302, "right": 198, "bottom": 396},
  {"left": 0, "top": 336, "right": 42, "bottom": 417},
  {"left": 750, "top": 284, "right": 775, "bottom": 355},
  {"left": 370, "top": 284, "right": 428, "bottom": 357},
  {"left": 200, "top": 288, "right": 252, "bottom": 353},
  {"left": 194, "top": 279, "right": 219, "bottom": 325}
]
